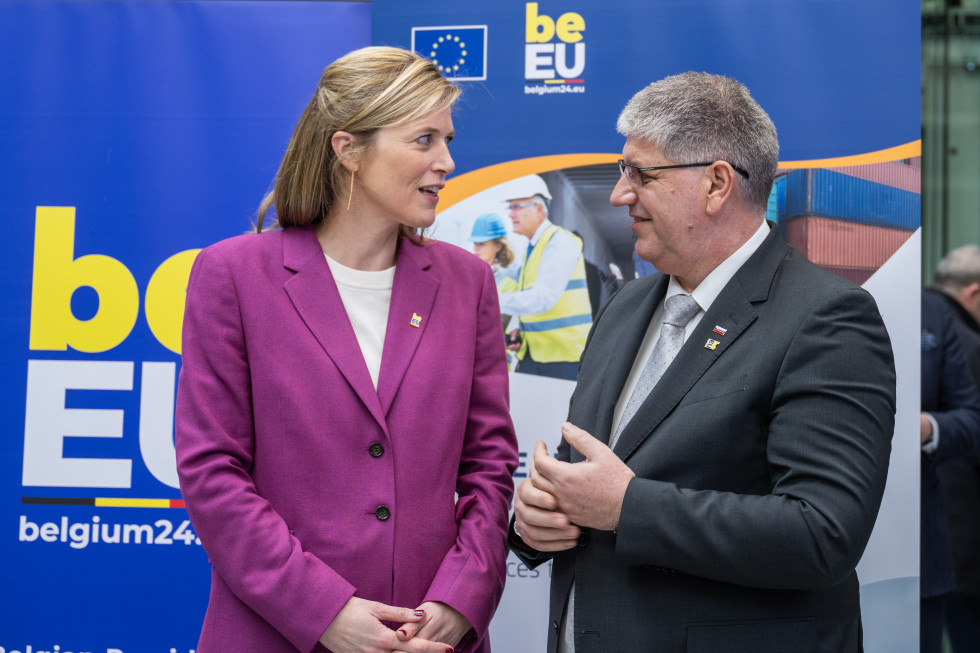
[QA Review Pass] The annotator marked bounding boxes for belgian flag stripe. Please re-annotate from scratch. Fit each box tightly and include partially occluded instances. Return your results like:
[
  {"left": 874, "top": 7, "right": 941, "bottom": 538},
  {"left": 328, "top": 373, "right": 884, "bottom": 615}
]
[
  {"left": 22, "top": 496, "right": 185, "bottom": 508},
  {"left": 22, "top": 496, "right": 94, "bottom": 506}
]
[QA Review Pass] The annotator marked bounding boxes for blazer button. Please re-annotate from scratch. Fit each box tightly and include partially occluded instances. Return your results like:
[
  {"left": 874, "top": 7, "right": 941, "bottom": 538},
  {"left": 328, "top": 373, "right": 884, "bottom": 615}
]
[
  {"left": 577, "top": 531, "right": 590, "bottom": 547},
  {"left": 369, "top": 442, "right": 384, "bottom": 457},
  {"left": 375, "top": 505, "right": 391, "bottom": 521}
]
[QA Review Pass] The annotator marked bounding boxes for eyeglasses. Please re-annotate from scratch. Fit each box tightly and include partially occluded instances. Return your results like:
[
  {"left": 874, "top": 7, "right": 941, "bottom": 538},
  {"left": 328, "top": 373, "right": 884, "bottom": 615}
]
[
  {"left": 507, "top": 201, "right": 538, "bottom": 211},
  {"left": 617, "top": 159, "right": 750, "bottom": 188}
]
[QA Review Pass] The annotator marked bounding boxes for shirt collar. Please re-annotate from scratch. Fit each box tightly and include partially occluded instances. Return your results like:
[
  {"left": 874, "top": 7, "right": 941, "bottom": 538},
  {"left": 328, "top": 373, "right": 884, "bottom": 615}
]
[
  {"left": 667, "top": 220, "right": 770, "bottom": 313},
  {"left": 528, "top": 219, "right": 554, "bottom": 245}
]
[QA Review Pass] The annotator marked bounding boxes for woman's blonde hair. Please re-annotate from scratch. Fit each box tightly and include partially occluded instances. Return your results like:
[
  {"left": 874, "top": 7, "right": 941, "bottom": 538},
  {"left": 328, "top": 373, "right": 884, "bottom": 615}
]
[{"left": 255, "top": 46, "right": 461, "bottom": 233}]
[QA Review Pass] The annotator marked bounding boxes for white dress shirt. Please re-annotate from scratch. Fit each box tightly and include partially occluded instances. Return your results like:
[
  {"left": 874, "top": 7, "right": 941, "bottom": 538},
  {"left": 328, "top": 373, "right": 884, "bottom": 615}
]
[
  {"left": 611, "top": 220, "right": 771, "bottom": 431},
  {"left": 324, "top": 253, "right": 395, "bottom": 390}
]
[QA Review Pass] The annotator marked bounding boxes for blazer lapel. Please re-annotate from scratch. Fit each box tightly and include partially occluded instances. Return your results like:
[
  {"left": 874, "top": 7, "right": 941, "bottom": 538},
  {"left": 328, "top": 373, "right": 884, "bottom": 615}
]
[
  {"left": 377, "top": 239, "right": 439, "bottom": 416},
  {"left": 281, "top": 227, "right": 388, "bottom": 434},
  {"left": 612, "top": 224, "right": 789, "bottom": 461},
  {"left": 589, "top": 275, "right": 669, "bottom": 450}
]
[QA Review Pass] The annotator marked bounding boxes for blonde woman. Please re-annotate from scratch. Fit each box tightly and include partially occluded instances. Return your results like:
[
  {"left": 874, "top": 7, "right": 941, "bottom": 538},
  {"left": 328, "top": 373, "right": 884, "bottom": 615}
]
[{"left": 176, "top": 47, "right": 518, "bottom": 653}]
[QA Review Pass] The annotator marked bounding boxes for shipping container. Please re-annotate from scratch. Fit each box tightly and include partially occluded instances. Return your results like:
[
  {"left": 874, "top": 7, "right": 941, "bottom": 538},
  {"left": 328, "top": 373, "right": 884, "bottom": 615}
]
[
  {"left": 785, "top": 216, "right": 914, "bottom": 269},
  {"left": 765, "top": 175, "right": 786, "bottom": 224},
  {"left": 780, "top": 168, "right": 920, "bottom": 231},
  {"left": 827, "top": 160, "right": 920, "bottom": 193},
  {"left": 821, "top": 266, "right": 875, "bottom": 286}
]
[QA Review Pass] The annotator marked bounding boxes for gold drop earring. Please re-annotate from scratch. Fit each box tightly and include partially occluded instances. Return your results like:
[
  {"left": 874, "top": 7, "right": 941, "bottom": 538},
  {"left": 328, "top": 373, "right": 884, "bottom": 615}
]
[{"left": 346, "top": 171, "right": 355, "bottom": 211}]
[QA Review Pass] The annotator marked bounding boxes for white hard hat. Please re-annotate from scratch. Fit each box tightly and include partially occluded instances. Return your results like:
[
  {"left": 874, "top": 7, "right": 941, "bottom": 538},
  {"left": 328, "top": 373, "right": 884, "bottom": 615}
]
[{"left": 502, "top": 174, "right": 552, "bottom": 201}]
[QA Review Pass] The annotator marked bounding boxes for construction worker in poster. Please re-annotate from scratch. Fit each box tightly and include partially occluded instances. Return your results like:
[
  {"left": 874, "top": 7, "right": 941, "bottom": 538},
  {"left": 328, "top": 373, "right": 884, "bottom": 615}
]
[{"left": 498, "top": 174, "right": 592, "bottom": 380}]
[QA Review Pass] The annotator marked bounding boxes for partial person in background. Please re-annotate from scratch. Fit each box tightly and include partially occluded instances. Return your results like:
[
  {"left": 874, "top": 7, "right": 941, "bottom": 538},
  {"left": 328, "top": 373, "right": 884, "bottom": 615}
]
[
  {"left": 510, "top": 71, "right": 896, "bottom": 653},
  {"left": 469, "top": 212, "right": 518, "bottom": 292},
  {"left": 929, "top": 245, "right": 980, "bottom": 652},
  {"left": 498, "top": 174, "right": 592, "bottom": 381},
  {"left": 469, "top": 212, "right": 518, "bottom": 355},
  {"left": 920, "top": 288, "right": 980, "bottom": 653},
  {"left": 571, "top": 230, "right": 623, "bottom": 319},
  {"left": 176, "top": 46, "right": 518, "bottom": 653}
]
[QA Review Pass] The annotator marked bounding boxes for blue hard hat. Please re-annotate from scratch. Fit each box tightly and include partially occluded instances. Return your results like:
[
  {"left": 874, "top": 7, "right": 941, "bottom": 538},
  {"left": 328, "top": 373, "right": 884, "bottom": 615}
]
[{"left": 468, "top": 213, "right": 508, "bottom": 242}]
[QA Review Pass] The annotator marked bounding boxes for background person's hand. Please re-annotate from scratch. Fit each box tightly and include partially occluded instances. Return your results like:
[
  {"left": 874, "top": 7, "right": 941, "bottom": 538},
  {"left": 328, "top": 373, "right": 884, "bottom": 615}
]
[{"left": 505, "top": 329, "right": 522, "bottom": 351}]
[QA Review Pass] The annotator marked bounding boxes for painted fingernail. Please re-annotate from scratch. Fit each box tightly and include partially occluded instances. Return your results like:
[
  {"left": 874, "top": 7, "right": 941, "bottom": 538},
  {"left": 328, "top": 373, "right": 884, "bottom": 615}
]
[
  {"left": 413, "top": 609, "right": 425, "bottom": 617},
  {"left": 445, "top": 649, "right": 454, "bottom": 653},
  {"left": 398, "top": 629, "right": 408, "bottom": 637}
]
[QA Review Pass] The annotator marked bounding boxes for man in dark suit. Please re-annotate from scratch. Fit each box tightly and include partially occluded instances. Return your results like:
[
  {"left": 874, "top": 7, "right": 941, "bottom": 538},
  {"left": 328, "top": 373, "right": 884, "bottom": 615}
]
[
  {"left": 919, "top": 288, "right": 980, "bottom": 653},
  {"left": 509, "top": 72, "right": 897, "bottom": 653},
  {"left": 929, "top": 245, "right": 980, "bottom": 652}
]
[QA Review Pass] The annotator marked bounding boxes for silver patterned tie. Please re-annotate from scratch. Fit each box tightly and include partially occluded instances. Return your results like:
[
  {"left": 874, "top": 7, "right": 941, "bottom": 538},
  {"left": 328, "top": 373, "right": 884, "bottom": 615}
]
[
  {"left": 608, "top": 293, "right": 700, "bottom": 450},
  {"left": 559, "top": 294, "right": 700, "bottom": 653}
]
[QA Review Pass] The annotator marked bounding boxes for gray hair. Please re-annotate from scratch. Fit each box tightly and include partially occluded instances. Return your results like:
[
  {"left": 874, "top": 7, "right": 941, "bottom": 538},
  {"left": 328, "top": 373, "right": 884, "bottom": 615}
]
[
  {"left": 935, "top": 245, "right": 980, "bottom": 290},
  {"left": 532, "top": 195, "right": 550, "bottom": 219},
  {"left": 617, "top": 71, "right": 778, "bottom": 211}
]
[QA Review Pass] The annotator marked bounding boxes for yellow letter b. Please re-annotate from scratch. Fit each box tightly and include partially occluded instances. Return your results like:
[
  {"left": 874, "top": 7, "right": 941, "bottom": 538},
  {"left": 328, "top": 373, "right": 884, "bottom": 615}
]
[
  {"left": 526, "top": 3, "right": 555, "bottom": 43},
  {"left": 30, "top": 206, "right": 138, "bottom": 353}
]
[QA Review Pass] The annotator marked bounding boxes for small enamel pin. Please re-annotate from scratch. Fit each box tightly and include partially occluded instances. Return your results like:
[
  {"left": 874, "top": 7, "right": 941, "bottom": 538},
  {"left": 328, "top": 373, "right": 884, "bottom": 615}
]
[
  {"left": 705, "top": 338, "right": 720, "bottom": 350},
  {"left": 712, "top": 325, "right": 728, "bottom": 336},
  {"left": 410, "top": 312, "right": 422, "bottom": 328}
]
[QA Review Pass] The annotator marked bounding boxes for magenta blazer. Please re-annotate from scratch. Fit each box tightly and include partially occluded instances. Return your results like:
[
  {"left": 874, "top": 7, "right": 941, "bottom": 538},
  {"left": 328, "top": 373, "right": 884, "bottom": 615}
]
[{"left": 176, "top": 226, "right": 518, "bottom": 653}]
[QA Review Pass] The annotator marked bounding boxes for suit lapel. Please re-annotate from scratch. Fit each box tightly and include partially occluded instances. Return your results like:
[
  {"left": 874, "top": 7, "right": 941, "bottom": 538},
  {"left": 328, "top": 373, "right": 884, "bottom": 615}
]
[
  {"left": 377, "top": 239, "right": 439, "bottom": 416},
  {"left": 612, "top": 224, "right": 789, "bottom": 461},
  {"left": 281, "top": 226, "right": 388, "bottom": 434},
  {"left": 590, "top": 275, "right": 669, "bottom": 450}
]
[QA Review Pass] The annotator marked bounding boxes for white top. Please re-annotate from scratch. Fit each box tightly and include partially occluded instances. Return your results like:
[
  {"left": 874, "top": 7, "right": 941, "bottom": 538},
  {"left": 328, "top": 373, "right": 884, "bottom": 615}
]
[
  {"left": 610, "top": 220, "right": 771, "bottom": 433},
  {"left": 497, "top": 219, "right": 583, "bottom": 317},
  {"left": 324, "top": 253, "right": 396, "bottom": 390}
]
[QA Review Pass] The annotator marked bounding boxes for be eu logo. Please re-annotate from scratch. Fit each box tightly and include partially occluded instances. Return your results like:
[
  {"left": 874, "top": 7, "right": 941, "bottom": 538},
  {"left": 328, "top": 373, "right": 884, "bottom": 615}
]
[
  {"left": 23, "top": 206, "right": 200, "bottom": 492},
  {"left": 524, "top": 2, "right": 586, "bottom": 96}
]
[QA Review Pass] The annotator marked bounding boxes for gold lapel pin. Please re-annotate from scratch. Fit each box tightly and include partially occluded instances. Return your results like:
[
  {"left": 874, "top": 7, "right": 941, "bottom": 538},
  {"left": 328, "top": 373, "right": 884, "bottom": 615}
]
[
  {"left": 410, "top": 312, "right": 422, "bottom": 328},
  {"left": 704, "top": 338, "right": 719, "bottom": 350}
]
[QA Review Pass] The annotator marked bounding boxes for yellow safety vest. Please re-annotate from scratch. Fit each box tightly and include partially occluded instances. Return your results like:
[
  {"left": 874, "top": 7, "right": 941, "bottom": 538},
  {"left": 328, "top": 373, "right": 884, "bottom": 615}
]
[
  {"left": 516, "top": 225, "right": 592, "bottom": 363},
  {"left": 494, "top": 266, "right": 519, "bottom": 294},
  {"left": 498, "top": 277, "right": 519, "bottom": 294}
]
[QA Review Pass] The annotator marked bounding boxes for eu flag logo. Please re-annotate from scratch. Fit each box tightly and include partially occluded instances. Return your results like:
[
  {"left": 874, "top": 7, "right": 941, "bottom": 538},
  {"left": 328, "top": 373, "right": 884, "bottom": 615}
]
[{"left": 411, "top": 25, "right": 488, "bottom": 81}]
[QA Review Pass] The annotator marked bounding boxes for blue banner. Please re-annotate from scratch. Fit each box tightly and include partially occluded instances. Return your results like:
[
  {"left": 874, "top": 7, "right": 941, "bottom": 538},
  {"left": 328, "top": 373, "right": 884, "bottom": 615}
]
[
  {"left": 372, "top": 2, "right": 921, "bottom": 652},
  {"left": 374, "top": 0, "right": 919, "bottom": 175},
  {"left": 0, "top": 2, "right": 369, "bottom": 650}
]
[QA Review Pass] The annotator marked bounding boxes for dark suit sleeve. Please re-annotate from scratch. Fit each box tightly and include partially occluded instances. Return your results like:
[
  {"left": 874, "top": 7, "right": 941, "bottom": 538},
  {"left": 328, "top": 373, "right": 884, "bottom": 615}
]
[
  {"left": 923, "top": 294, "right": 980, "bottom": 464},
  {"left": 615, "top": 285, "right": 896, "bottom": 590}
]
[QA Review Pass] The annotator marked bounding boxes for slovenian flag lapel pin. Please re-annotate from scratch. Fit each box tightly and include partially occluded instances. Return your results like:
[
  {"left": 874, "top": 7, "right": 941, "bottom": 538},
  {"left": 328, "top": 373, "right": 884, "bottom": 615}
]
[{"left": 712, "top": 325, "right": 727, "bottom": 336}]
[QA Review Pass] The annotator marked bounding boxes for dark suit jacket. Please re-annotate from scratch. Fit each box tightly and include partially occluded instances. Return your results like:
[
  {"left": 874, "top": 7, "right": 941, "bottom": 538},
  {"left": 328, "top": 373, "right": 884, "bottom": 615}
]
[
  {"left": 920, "top": 289, "right": 980, "bottom": 598},
  {"left": 934, "top": 289, "right": 980, "bottom": 596},
  {"left": 512, "top": 225, "right": 896, "bottom": 653}
]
